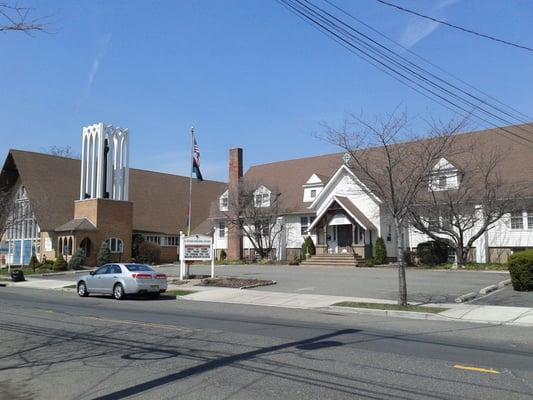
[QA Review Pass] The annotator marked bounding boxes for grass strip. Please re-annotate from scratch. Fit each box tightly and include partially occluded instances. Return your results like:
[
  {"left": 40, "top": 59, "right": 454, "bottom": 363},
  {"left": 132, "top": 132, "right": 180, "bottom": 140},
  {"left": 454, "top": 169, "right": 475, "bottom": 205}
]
[
  {"left": 164, "top": 290, "right": 196, "bottom": 298},
  {"left": 334, "top": 301, "right": 448, "bottom": 314}
]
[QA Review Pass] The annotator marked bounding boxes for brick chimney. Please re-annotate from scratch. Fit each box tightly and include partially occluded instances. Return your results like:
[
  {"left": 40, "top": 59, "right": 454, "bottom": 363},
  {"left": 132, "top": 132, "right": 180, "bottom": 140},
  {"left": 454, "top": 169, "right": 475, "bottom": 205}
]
[{"left": 227, "top": 148, "right": 243, "bottom": 260}]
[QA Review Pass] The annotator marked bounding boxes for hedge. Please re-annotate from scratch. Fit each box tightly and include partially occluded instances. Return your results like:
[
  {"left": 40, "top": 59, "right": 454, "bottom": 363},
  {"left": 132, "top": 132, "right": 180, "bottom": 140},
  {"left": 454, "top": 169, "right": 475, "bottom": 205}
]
[{"left": 508, "top": 249, "right": 533, "bottom": 291}]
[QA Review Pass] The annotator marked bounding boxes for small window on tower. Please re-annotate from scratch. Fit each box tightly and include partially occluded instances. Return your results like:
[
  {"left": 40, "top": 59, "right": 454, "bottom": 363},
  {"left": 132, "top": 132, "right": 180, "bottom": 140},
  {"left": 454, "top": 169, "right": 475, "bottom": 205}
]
[{"left": 310, "top": 189, "right": 317, "bottom": 198}]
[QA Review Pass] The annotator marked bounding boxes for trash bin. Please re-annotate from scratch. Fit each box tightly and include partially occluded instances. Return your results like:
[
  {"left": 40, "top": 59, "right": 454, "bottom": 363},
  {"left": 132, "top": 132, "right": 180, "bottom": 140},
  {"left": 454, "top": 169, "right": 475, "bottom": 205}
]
[{"left": 11, "top": 269, "right": 25, "bottom": 282}]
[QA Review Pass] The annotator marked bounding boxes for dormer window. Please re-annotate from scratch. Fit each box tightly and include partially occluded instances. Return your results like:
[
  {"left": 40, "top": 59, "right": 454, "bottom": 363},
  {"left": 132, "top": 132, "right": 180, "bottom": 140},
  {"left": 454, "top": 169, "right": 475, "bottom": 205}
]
[
  {"left": 254, "top": 186, "right": 271, "bottom": 207},
  {"left": 219, "top": 190, "right": 229, "bottom": 211},
  {"left": 303, "top": 173, "right": 326, "bottom": 202},
  {"left": 429, "top": 158, "right": 460, "bottom": 192}
]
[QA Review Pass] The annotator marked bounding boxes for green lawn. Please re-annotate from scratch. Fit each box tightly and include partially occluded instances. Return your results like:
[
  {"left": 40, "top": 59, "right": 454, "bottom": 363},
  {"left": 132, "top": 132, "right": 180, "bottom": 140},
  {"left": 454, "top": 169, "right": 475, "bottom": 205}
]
[
  {"left": 0, "top": 268, "right": 51, "bottom": 276},
  {"left": 420, "top": 263, "right": 508, "bottom": 271},
  {"left": 164, "top": 290, "right": 196, "bottom": 298},
  {"left": 334, "top": 301, "right": 448, "bottom": 314}
]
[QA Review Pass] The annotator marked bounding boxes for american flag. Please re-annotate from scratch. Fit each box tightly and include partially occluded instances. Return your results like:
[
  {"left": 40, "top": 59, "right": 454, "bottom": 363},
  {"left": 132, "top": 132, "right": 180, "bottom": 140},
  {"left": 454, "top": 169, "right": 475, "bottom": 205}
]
[{"left": 193, "top": 137, "right": 200, "bottom": 167}]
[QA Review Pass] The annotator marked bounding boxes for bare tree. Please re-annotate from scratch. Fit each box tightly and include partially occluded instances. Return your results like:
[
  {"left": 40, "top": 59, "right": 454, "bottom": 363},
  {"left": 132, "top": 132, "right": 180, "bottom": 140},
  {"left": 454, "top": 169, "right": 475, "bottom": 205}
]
[
  {"left": 218, "top": 180, "right": 286, "bottom": 261},
  {"left": 44, "top": 145, "right": 80, "bottom": 159},
  {"left": 0, "top": 2, "right": 48, "bottom": 34},
  {"left": 409, "top": 146, "right": 526, "bottom": 266},
  {"left": 323, "top": 110, "right": 466, "bottom": 305}
]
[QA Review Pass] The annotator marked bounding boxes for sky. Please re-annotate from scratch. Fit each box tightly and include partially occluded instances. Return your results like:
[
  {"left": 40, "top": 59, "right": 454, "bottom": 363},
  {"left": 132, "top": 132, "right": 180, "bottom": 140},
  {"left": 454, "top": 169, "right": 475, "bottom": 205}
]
[{"left": 1, "top": 0, "right": 532, "bottom": 181}]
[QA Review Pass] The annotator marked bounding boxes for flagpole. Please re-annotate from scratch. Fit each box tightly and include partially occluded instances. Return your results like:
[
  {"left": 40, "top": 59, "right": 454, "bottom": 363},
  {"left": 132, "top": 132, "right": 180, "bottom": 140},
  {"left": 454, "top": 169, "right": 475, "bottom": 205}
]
[{"left": 187, "top": 127, "right": 194, "bottom": 236}]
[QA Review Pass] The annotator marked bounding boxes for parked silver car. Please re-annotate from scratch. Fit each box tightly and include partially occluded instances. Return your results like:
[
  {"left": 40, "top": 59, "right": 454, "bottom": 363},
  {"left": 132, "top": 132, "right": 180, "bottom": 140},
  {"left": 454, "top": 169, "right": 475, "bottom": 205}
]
[{"left": 77, "top": 263, "right": 167, "bottom": 300}]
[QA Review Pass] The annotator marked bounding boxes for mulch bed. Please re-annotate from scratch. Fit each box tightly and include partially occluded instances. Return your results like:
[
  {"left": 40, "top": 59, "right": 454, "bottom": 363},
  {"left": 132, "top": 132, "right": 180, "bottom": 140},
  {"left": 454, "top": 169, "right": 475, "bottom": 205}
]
[{"left": 198, "top": 277, "right": 276, "bottom": 289}]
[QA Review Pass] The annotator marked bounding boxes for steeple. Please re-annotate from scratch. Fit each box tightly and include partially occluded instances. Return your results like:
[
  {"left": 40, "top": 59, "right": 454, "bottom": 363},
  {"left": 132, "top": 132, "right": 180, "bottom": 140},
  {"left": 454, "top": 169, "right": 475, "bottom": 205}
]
[{"left": 80, "top": 123, "right": 130, "bottom": 201}]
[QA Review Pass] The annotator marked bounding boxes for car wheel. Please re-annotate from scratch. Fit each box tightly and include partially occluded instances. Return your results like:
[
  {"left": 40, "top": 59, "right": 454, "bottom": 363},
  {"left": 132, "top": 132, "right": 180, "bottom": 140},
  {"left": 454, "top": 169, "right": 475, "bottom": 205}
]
[
  {"left": 113, "top": 283, "right": 125, "bottom": 300},
  {"left": 78, "top": 282, "right": 89, "bottom": 297}
]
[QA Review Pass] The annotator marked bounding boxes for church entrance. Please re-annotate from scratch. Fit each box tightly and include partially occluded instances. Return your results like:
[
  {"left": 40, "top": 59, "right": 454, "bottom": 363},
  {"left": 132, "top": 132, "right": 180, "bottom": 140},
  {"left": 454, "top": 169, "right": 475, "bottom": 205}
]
[{"left": 337, "top": 225, "right": 353, "bottom": 248}]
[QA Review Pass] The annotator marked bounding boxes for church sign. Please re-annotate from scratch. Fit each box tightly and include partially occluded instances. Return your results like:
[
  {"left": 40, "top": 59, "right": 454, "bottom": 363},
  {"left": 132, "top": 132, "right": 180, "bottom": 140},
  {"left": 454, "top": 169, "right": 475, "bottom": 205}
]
[
  {"left": 179, "top": 232, "right": 216, "bottom": 281},
  {"left": 182, "top": 235, "right": 212, "bottom": 261}
]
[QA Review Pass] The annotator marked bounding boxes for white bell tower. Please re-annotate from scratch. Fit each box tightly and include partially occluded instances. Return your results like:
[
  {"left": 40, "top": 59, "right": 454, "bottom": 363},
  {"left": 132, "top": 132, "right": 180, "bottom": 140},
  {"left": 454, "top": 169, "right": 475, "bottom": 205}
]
[{"left": 80, "top": 123, "right": 130, "bottom": 201}]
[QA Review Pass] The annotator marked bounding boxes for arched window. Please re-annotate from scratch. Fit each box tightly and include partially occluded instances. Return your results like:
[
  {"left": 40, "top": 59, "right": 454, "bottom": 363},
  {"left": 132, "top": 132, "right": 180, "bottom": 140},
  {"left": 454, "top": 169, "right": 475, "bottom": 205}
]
[
  {"left": 106, "top": 237, "right": 124, "bottom": 253},
  {"left": 68, "top": 237, "right": 73, "bottom": 255},
  {"left": 59, "top": 238, "right": 63, "bottom": 254}
]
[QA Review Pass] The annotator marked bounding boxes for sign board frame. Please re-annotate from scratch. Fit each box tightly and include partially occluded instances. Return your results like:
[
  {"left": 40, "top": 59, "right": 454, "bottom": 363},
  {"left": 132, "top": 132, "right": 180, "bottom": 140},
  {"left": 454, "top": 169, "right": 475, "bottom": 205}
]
[{"left": 179, "top": 232, "right": 216, "bottom": 280}]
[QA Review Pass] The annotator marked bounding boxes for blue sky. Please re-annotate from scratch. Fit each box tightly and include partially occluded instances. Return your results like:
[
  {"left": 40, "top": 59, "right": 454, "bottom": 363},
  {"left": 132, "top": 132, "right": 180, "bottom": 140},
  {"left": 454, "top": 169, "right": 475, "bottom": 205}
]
[{"left": 1, "top": 0, "right": 532, "bottom": 181}]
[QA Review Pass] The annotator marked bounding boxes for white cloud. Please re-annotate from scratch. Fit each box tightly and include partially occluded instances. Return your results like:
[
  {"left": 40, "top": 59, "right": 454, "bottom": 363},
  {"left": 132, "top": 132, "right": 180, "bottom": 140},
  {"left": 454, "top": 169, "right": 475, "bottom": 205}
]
[
  {"left": 399, "top": 0, "right": 460, "bottom": 48},
  {"left": 400, "top": 19, "right": 440, "bottom": 48},
  {"left": 87, "top": 33, "right": 112, "bottom": 91}
]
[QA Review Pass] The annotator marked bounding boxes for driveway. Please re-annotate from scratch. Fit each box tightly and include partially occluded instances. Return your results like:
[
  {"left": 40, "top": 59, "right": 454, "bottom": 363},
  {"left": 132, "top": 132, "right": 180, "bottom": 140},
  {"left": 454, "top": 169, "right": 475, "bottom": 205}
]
[{"left": 472, "top": 286, "right": 533, "bottom": 307}]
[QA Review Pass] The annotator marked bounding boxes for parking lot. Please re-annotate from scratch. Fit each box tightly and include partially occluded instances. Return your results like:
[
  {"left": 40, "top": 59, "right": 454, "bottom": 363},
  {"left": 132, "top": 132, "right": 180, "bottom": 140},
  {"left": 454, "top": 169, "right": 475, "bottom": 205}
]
[{"left": 32, "top": 263, "right": 531, "bottom": 305}]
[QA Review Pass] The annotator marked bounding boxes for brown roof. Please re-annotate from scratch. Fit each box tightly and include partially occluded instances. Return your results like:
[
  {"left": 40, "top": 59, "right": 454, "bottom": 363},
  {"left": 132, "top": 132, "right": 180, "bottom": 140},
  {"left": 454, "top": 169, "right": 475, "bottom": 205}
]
[
  {"left": 55, "top": 218, "right": 97, "bottom": 232},
  {"left": 241, "top": 124, "right": 533, "bottom": 212},
  {"left": 2, "top": 150, "right": 226, "bottom": 234},
  {"left": 335, "top": 196, "right": 377, "bottom": 230}
]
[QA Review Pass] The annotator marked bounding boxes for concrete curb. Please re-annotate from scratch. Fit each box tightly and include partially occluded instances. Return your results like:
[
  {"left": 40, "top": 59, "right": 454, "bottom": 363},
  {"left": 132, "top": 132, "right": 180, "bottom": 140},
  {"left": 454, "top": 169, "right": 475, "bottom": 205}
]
[
  {"left": 327, "top": 306, "right": 450, "bottom": 321},
  {"left": 497, "top": 279, "right": 512, "bottom": 288},
  {"left": 40, "top": 269, "right": 93, "bottom": 277},
  {"left": 479, "top": 284, "right": 498, "bottom": 295},
  {"left": 454, "top": 292, "right": 477, "bottom": 303}
]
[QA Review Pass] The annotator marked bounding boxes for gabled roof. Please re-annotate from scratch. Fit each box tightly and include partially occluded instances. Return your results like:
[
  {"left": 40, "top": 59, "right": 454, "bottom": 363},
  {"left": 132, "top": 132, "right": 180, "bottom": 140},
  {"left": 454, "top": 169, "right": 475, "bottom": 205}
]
[
  {"left": 241, "top": 123, "right": 533, "bottom": 214},
  {"left": 308, "top": 195, "right": 377, "bottom": 232},
  {"left": 304, "top": 173, "right": 328, "bottom": 186},
  {"left": 1, "top": 150, "right": 226, "bottom": 234},
  {"left": 55, "top": 218, "right": 97, "bottom": 232}
]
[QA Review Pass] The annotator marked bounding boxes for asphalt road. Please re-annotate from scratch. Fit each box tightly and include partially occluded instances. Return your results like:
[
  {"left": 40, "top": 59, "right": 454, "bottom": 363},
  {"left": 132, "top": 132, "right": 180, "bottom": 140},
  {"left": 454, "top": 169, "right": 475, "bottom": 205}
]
[
  {"left": 1, "top": 287, "right": 532, "bottom": 400},
  {"left": 36, "top": 265, "right": 512, "bottom": 304}
]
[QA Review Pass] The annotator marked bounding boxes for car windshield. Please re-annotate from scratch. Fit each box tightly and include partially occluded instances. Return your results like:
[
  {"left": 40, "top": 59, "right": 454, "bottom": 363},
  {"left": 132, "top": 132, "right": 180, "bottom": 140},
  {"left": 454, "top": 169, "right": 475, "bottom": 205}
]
[{"left": 125, "top": 264, "right": 154, "bottom": 272}]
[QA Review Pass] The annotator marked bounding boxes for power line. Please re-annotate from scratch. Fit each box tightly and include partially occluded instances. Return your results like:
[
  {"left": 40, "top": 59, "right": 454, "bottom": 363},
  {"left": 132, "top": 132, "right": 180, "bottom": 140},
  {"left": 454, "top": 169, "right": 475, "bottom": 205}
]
[
  {"left": 323, "top": 0, "right": 533, "bottom": 123},
  {"left": 374, "top": 0, "right": 533, "bottom": 53},
  {"left": 276, "top": 0, "right": 533, "bottom": 146}
]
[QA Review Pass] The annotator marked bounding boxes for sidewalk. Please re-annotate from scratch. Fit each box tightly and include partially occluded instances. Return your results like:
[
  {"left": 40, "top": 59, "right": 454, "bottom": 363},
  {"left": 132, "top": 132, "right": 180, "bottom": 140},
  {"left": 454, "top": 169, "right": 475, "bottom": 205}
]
[
  {"left": 3, "top": 277, "right": 532, "bottom": 327},
  {"left": 176, "top": 284, "right": 533, "bottom": 327}
]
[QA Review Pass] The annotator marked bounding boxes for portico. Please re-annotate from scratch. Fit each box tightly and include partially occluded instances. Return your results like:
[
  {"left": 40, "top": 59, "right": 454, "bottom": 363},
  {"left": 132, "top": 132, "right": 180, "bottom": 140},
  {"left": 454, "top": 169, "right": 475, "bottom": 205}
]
[{"left": 309, "top": 196, "right": 376, "bottom": 258}]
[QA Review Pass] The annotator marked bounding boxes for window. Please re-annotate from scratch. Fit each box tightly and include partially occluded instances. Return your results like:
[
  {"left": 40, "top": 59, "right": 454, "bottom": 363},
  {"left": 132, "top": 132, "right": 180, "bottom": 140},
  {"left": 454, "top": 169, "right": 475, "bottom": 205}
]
[
  {"left": 106, "top": 238, "right": 124, "bottom": 253},
  {"left": 427, "top": 217, "right": 439, "bottom": 231},
  {"left": 219, "top": 222, "right": 226, "bottom": 238},
  {"left": 220, "top": 192, "right": 229, "bottom": 211},
  {"left": 255, "top": 194, "right": 263, "bottom": 207},
  {"left": 310, "top": 189, "right": 317, "bottom": 198},
  {"left": 110, "top": 265, "right": 122, "bottom": 274},
  {"left": 163, "top": 236, "right": 178, "bottom": 246},
  {"left": 438, "top": 175, "right": 447, "bottom": 189},
  {"left": 511, "top": 212, "right": 524, "bottom": 230},
  {"left": 144, "top": 235, "right": 161, "bottom": 245},
  {"left": 310, "top": 216, "right": 316, "bottom": 225},
  {"left": 95, "top": 266, "right": 110, "bottom": 275},
  {"left": 125, "top": 264, "right": 155, "bottom": 272},
  {"left": 528, "top": 212, "right": 533, "bottom": 229},
  {"left": 301, "top": 217, "right": 309, "bottom": 235}
]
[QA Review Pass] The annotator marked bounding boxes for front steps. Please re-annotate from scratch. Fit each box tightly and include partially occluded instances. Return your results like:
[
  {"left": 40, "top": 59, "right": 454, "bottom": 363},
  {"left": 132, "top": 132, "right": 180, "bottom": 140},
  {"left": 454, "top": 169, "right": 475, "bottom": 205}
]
[{"left": 300, "top": 253, "right": 367, "bottom": 267}]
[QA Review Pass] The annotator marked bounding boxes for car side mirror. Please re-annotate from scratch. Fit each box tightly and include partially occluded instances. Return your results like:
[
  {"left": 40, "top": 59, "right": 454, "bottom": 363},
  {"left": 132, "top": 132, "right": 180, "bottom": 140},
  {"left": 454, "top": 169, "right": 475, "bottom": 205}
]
[{"left": 90, "top": 271, "right": 96, "bottom": 276}]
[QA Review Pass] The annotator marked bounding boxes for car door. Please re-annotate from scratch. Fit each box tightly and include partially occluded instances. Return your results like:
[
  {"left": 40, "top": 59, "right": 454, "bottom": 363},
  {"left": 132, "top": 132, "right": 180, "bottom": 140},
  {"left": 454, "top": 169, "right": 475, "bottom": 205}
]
[
  {"left": 87, "top": 265, "right": 110, "bottom": 293},
  {"left": 102, "top": 264, "right": 122, "bottom": 293}
]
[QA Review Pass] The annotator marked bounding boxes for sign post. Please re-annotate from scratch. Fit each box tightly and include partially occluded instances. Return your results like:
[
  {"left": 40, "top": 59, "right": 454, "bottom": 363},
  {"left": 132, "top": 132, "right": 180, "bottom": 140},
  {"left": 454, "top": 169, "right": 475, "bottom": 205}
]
[{"left": 179, "top": 233, "right": 213, "bottom": 281}]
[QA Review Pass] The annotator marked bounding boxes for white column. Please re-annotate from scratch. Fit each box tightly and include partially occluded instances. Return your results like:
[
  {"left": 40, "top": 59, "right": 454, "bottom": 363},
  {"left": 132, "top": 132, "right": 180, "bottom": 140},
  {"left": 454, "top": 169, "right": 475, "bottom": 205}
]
[
  {"left": 123, "top": 134, "right": 130, "bottom": 201},
  {"left": 87, "top": 134, "right": 94, "bottom": 198},
  {"left": 80, "top": 135, "right": 87, "bottom": 200},
  {"left": 96, "top": 123, "right": 105, "bottom": 198}
]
